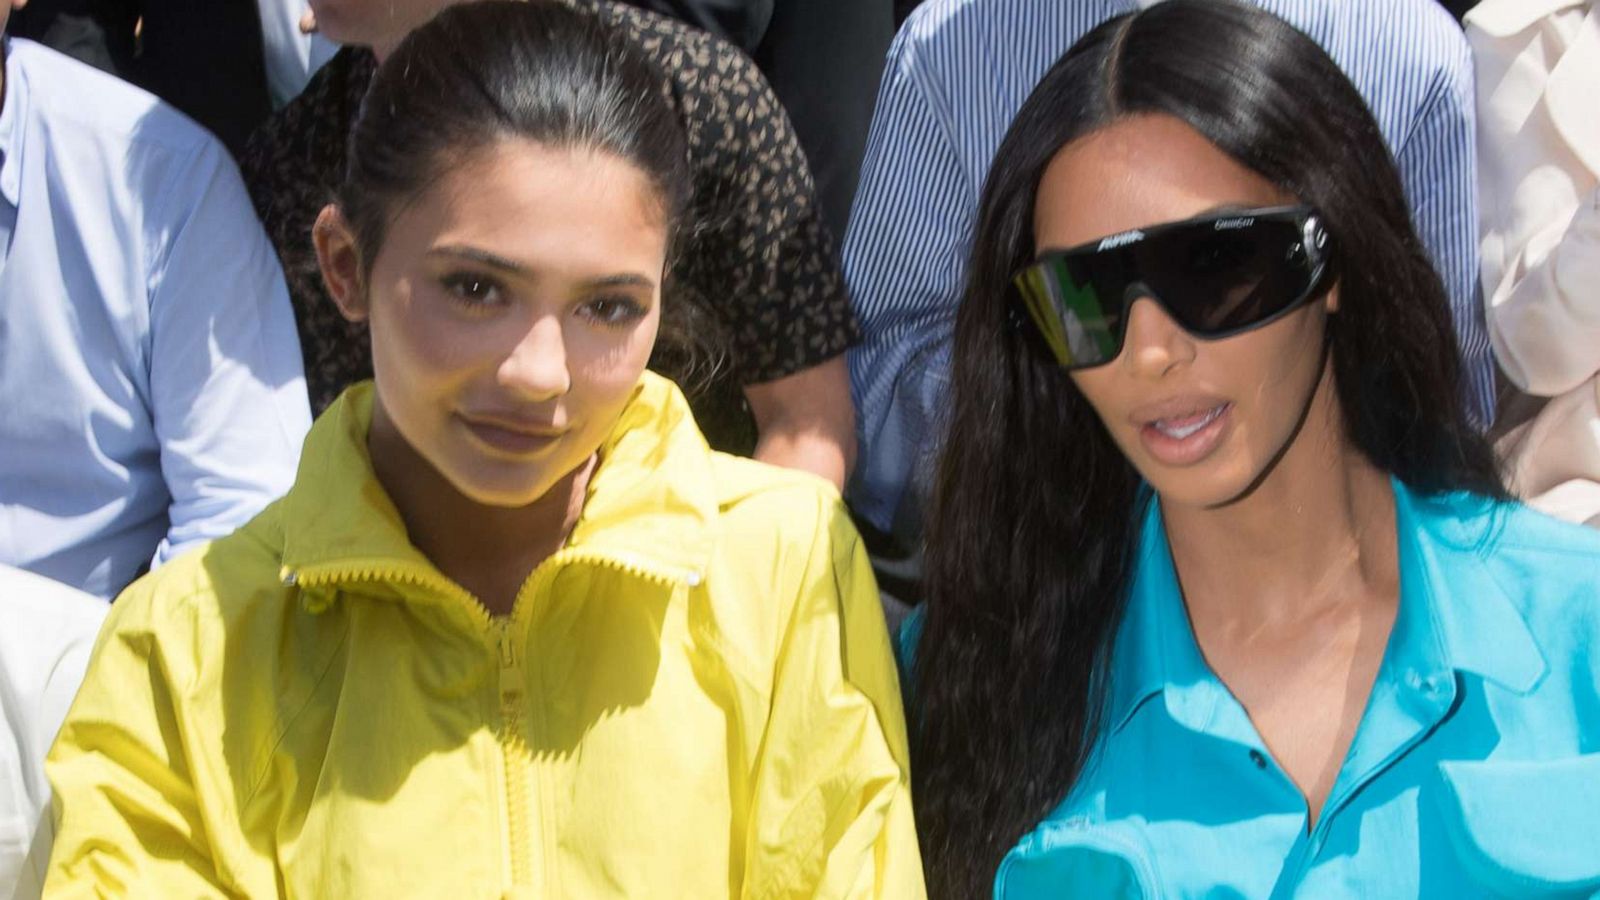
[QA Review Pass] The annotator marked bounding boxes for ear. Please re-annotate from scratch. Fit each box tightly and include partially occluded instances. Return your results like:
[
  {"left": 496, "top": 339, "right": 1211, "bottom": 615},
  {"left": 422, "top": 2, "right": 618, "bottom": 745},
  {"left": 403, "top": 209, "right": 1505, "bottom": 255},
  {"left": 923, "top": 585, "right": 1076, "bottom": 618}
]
[
  {"left": 313, "top": 204, "right": 370, "bottom": 323},
  {"left": 1323, "top": 283, "right": 1340, "bottom": 314}
]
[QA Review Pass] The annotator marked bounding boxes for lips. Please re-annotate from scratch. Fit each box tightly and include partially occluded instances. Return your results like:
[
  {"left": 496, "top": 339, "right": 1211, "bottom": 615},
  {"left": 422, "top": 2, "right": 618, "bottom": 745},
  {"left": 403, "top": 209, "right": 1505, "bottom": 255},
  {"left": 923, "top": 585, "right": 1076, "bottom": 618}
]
[
  {"left": 1132, "top": 399, "right": 1233, "bottom": 467},
  {"left": 456, "top": 413, "right": 566, "bottom": 456}
]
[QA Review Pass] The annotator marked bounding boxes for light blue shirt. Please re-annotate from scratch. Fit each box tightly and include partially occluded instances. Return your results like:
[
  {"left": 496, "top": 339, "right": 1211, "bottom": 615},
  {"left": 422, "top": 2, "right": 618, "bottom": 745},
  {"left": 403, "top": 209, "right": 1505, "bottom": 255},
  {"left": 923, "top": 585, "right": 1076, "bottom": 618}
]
[
  {"left": 0, "top": 38, "right": 311, "bottom": 599},
  {"left": 965, "top": 482, "right": 1600, "bottom": 897},
  {"left": 845, "top": 0, "right": 1492, "bottom": 534}
]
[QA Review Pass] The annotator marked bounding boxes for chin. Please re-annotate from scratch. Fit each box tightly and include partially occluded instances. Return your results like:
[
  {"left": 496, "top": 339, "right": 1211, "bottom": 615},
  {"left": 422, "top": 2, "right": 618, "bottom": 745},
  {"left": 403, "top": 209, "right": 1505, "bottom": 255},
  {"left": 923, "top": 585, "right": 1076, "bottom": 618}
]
[
  {"left": 468, "top": 483, "right": 561, "bottom": 509},
  {"left": 442, "top": 467, "right": 567, "bottom": 509},
  {"left": 1140, "top": 456, "right": 1267, "bottom": 511}
]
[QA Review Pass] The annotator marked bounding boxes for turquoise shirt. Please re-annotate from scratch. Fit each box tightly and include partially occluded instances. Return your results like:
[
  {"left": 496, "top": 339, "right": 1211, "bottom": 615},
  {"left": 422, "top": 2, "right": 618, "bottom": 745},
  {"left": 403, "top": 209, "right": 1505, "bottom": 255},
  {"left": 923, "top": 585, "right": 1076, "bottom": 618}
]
[{"left": 905, "top": 480, "right": 1600, "bottom": 898}]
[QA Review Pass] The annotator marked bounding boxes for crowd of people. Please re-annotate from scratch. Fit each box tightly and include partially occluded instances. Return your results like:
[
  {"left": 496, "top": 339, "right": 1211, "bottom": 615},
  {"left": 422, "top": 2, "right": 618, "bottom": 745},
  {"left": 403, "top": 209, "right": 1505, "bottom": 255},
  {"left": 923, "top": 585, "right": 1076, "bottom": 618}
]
[{"left": 1, "top": 0, "right": 1596, "bottom": 896}]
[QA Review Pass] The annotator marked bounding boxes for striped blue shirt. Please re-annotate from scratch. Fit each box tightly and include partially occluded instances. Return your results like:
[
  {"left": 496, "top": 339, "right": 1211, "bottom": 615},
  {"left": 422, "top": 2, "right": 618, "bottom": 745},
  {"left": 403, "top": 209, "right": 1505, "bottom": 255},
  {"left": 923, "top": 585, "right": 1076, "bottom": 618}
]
[{"left": 844, "top": 0, "right": 1492, "bottom": 533}]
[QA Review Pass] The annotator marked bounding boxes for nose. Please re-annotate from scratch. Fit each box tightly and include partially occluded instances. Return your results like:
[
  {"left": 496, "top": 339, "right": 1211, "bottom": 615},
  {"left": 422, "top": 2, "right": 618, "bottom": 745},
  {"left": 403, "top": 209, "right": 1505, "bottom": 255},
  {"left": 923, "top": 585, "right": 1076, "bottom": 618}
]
[
  {"left": 497, "top": 314, "right": 571, "bottom": 400},
  {"left": 1120, "top": 290, "right": 1197, "bottom": 379}
]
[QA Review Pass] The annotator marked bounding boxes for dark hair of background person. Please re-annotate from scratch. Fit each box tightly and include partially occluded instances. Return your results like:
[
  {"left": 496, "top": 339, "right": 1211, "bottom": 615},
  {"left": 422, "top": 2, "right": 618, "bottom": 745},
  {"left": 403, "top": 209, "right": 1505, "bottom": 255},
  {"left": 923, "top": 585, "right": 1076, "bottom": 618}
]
[
  {"left": 337, "top": 0, "right": 702, "bottom": 367},
  {"left": 907, "top": 1, "right": 1506, "bottom": 896}
]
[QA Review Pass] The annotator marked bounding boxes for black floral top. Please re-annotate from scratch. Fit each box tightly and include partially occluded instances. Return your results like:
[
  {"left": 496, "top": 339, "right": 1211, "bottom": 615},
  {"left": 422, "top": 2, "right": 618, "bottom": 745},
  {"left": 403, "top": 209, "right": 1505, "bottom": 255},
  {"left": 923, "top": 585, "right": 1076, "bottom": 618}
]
[{"left": 239, "top": 0, "right": 857, "bottom": 452}]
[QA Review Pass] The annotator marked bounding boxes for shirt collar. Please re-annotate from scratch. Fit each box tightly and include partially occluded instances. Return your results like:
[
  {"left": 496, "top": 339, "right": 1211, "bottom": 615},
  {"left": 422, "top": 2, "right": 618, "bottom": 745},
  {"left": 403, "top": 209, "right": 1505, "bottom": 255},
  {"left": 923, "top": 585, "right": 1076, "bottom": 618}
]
[
  {"left": 1107, "top": 478, "right": 1545, "bottom": 735},
  {"left": 0, "top": 37, "right": 25, "bottom": 209},
  {"left": 1388, "top": 479, "right": 1545, "bottom": 695},
  {"left": 1106, "top": 494, "right": 1215, "bottom": 735}
]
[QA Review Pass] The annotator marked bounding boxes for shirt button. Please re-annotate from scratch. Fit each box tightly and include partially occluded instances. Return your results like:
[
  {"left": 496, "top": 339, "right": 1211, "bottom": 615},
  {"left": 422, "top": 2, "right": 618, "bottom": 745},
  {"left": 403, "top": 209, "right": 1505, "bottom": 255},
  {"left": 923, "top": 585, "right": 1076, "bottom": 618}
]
[{"left": 1249, "top": 749, "right": 1268, "bottom": 770}]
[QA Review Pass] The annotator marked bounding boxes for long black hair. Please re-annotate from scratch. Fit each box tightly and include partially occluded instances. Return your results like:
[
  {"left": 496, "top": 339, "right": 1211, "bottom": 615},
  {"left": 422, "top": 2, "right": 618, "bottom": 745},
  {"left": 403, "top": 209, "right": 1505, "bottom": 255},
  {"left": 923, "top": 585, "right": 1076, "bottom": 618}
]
[
  {"left": 911, "top": 2, "right": 1505, "bottom": 895},
  {"left": 336, "top": 0, "right": 715, "bottom": 379}
]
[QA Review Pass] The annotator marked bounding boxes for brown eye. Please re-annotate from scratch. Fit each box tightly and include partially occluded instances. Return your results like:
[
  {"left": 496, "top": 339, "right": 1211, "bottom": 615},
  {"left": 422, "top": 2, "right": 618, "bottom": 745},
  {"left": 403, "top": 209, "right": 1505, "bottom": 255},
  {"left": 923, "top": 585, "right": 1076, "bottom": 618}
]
[
  {"left": 581, "top": 295, "right": 646, "bottom": 326},
  {"left": 441, "top": 272, "right": 504, "bottom": 308}
]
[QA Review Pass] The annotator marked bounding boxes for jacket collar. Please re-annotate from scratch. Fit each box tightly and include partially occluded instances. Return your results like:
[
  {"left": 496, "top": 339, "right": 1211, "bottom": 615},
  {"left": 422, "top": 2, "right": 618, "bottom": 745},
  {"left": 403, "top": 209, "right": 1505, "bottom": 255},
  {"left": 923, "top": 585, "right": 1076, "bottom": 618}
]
[
  {"left": 1107, "top": 479, "right": 1545, "bottom": 735},
  {"left": 278, "top": 372, "right": 719, "bottom": 591}
]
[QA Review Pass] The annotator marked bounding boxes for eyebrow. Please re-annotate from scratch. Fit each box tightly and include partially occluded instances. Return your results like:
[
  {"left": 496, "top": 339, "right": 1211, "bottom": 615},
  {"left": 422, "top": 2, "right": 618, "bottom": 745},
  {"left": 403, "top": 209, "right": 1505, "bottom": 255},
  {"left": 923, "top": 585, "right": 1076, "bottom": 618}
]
[{"left": 427, "top": 245, "right": 657, "bottom": 288}]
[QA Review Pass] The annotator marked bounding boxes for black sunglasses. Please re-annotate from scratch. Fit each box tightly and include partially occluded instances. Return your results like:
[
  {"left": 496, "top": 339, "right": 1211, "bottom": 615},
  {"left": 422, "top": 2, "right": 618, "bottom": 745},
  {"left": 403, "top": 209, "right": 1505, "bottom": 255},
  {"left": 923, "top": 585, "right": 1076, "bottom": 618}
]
[{"left": 1012, "top": 206, "right": 1335, "bottom": 369}]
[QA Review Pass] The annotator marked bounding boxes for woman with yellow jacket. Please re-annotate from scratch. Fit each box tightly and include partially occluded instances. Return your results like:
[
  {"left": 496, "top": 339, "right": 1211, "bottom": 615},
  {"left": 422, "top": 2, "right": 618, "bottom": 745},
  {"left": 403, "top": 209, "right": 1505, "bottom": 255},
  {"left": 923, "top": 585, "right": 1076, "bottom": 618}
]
[{"left": 42, "top": 3, "right": 924, "bottom": 896}]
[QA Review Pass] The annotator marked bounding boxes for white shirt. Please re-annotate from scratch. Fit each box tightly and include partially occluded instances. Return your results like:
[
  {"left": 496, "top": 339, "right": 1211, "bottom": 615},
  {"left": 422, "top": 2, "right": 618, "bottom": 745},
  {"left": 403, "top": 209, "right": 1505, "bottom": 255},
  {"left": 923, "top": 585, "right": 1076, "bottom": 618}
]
[
  {"left": 254, "top": 0, "right": 339, "bottom": 107},
  {"left": 0, "top": 566, "right": 106, "bottom": 900},
  {"left": 1467, "top": 0, "right": 1600, "bottom": 525}
]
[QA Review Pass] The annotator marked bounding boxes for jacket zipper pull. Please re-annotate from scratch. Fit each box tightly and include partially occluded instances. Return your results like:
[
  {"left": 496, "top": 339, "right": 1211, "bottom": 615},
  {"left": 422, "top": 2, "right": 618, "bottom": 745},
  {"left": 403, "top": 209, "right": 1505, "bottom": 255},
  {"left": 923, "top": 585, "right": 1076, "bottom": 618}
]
[{"left": 496, "top": 622, "right": 524, "bottom": 702}]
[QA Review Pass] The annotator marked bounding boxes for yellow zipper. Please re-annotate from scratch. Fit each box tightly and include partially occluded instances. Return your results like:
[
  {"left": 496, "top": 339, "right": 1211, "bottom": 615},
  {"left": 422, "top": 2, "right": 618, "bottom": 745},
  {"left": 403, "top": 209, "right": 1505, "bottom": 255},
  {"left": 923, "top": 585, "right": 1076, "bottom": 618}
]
[
  {"left": 494, "top": 617, "right": 535, "bottom": 888},
  {"left": 283, "top": 550, "right": 700, "bottom": 894}
]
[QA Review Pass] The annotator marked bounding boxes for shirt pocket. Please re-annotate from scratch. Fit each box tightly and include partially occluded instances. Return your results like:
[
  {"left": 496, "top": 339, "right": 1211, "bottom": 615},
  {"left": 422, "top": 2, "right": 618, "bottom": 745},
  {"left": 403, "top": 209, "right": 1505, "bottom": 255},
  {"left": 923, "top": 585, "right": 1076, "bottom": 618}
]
[
  {"left": 1434, "top": 755, "right": 1600, "bottom": 897},
  {"left": 994, "top": 818, "right": 1158, "bottom": 900}
]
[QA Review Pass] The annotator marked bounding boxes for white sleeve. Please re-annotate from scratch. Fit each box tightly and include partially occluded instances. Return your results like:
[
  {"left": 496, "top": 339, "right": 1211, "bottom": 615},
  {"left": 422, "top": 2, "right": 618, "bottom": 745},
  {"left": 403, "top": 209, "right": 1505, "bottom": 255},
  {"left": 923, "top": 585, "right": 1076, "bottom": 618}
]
[{"left": 145, "top": 142, "right": 311, "bottom": 564}]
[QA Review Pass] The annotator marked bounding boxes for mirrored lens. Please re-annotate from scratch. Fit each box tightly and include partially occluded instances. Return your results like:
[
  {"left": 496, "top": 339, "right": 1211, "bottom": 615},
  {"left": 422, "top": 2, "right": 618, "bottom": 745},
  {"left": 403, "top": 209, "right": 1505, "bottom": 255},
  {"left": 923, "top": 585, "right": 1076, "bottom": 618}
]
[{"left": 1015, "top": 255, "right": 1121, "bottom": 367}]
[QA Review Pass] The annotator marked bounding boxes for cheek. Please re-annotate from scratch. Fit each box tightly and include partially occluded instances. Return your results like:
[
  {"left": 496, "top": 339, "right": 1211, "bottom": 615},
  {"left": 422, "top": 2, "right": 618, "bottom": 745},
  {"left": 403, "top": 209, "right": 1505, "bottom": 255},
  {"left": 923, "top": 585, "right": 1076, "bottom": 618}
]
[
  {"left": 1245, "top": 312, "right": 1327, "bottom": 415},
  {"left": 1067, "top": 369, "right": 1123, "bottom": 431},
  {"left": 368, "top": 282, "right": 484, "bottom": 395},
  {"left": 568, "top": 315, "right": 660, "bottom": 398}
]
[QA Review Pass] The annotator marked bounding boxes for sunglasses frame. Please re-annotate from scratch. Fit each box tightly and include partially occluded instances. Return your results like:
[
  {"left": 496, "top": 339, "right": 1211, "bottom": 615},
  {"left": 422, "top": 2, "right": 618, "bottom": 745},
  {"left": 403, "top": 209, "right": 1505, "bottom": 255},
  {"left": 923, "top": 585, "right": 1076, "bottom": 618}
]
[{"left": 1012, "top": 205, "right": 1335, "bottom": 370}]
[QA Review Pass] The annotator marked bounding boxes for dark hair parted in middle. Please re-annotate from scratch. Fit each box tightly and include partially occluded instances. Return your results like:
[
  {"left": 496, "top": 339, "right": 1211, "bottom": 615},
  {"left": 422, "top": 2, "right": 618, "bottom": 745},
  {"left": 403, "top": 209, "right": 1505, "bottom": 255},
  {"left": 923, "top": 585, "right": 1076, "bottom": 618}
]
[{"left": 909, "top": 1, "right": 1504, "bottom": 896}]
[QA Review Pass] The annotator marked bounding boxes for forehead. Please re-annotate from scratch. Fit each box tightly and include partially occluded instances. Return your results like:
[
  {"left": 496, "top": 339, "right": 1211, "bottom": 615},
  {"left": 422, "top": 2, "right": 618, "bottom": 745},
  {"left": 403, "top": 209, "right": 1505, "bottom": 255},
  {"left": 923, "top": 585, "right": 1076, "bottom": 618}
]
[
  {"left": 1032, "top": 114, "right": 1295, "bottom": 252},
  {"left": 381, "top": 138, "right": 668, "bottom": 275}
]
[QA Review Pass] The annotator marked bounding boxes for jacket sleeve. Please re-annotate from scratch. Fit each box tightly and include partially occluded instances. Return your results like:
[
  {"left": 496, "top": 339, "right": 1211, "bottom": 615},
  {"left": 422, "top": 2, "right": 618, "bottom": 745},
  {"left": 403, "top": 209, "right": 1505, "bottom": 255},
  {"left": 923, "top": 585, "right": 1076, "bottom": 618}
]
[
  {"left": 42, "top": 579, "right": 239, "bottom": 897},
  {"left": 741, "top": 494, "right": 926, "bottom": 899}
]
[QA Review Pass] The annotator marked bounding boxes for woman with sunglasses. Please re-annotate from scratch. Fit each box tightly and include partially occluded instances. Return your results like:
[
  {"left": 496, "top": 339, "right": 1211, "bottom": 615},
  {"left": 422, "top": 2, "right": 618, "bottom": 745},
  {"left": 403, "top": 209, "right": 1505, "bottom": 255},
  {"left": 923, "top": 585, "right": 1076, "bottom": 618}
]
[
  {"left": 904, "top": 1, "right": 1600, "bottom": 896},
  {"left": 42, "top": 4, "right": 922, "bottom": 896}
]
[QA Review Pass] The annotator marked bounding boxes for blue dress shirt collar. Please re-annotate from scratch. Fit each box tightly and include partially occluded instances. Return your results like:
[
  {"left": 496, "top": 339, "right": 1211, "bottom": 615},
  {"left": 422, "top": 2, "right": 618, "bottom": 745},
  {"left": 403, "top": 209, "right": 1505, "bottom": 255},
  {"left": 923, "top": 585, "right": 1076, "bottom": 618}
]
[{"left": 1107, "top": 479, "right": 1546, "bottom": 740}]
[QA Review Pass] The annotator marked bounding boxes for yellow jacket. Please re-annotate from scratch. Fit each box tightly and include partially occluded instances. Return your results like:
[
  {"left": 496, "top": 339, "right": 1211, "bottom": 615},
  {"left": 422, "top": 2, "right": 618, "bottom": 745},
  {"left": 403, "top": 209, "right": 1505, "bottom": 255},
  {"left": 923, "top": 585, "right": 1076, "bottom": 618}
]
[{"left": 45, "top": 374, "right": 925, "bottom": 898}]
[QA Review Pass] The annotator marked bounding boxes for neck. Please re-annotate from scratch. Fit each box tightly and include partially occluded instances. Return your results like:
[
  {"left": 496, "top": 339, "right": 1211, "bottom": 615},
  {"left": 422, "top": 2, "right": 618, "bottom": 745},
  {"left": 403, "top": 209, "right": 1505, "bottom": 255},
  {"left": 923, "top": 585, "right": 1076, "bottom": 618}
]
[
  {"left": 1161, "top": 363, "right": 1399, "bottom": 628},
  {"left": 369, "top": 400, "right": 592, "bottom": 616}
]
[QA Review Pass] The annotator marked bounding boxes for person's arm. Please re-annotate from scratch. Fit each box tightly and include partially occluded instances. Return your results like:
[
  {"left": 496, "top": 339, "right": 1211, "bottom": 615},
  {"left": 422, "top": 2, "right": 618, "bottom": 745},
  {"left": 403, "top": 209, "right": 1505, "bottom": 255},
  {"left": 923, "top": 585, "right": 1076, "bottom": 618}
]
[
  {"left": 742, "top": 494, "right": 924, "bottom": 898},
  {"left": 746, "top": 355, "right": 856, "bottom": 490},
  {"left": 146, "top": 140, "right": 312, "bottom": 567},
  {"left": 647, "top": 20, "right": 860, "bottom": 483},
  {"left": 843, "top": 22, "right": 976, "bottom": 533},
  {"left": 1392, "top": 27, "right": 1495, "bottom": 427}
]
